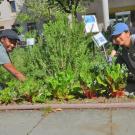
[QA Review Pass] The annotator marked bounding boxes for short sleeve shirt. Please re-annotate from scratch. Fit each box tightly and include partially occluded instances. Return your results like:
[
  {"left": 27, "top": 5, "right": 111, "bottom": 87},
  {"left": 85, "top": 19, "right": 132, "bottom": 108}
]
[{"left": 0, "top": 43, "right": 11, "bottom": 65}]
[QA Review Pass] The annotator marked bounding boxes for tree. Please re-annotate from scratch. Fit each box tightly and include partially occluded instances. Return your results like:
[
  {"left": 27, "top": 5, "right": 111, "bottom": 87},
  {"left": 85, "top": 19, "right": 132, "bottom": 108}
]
[
  {"left": 50, "top": 0, "right": 80, "bottom": 15},
  {"left": 16, "top": 0, "right": 94, "bottom": 25},
  {"left": 20, "top": 0, "right": 86, "bottom": 20},
  {"left": 23, "top": 0, "right": 51, "bottom": 21},
  {"left": 49, "top": 0, "right": 94, "bottom": 16}
]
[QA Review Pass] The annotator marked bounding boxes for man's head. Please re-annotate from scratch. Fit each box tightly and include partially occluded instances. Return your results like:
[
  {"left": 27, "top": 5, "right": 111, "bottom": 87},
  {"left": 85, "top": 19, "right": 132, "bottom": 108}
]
[
  {"left": 111, "top": 23, "right": 131, "bottom": 47},
  {"left": 0, "top": 29, "right": 19, "bottom": 52}
]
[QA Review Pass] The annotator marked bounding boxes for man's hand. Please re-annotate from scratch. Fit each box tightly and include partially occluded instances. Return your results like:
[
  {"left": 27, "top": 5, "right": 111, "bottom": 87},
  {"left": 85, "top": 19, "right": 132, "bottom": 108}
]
[
  {"left": 3, "top": 63, "right": 26, "bottom": 82},
  {"left": 110, "top": 50, "right": 117, "bottom": 57}
]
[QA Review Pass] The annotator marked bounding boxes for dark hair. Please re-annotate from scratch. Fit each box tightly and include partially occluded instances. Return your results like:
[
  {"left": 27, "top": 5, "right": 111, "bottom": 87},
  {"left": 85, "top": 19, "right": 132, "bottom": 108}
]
[{"left": 124, "top": 30, "right": 130, "bottom": 33}]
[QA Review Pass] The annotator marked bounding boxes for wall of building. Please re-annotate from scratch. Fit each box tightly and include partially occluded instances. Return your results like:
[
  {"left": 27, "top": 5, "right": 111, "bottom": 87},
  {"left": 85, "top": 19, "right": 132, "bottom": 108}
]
[
  {"left": 83, "top": 0, "right": 135, "bottom": 30},
  {"left": 83, "top": 0, "right": 108, "bottom": 31},
  {"left": 0, "top": 0, "right": 23, "bottom": 29},
  {"left": 85, "top": 0, "right": 135, "bottom": 16},
  {"left": 109, "top": 0, "right": 135, "bottom": 8},
  {"left": 1, "top": 0, "right": 135, "bottom": 31}
]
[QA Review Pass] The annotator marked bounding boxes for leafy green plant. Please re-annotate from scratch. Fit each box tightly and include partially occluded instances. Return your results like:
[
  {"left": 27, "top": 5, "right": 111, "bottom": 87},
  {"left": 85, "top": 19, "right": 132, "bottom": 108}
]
[
  {"left": 42, "top": 12, "right": 94, "bottom": 99},
  {"left": 95, "top": 63, "right": 128, "bottom": 97},
  {"left": 45, "top": 70, "right": 75, "bottom": 100},
  {"left": 16, "top": 79, "right": 52, "bottom": 103},
  {"left": 0, "top": 11, "right": 129, "bottom": 104},
  {"left": 1, "top": 79, "right": 51, "bottom": 103},
  {"left": 43, "top": 12, "right": 91, "bottom": 75},
  {"left": 0, "top": 88, "right": 17, "bottom": 104}
]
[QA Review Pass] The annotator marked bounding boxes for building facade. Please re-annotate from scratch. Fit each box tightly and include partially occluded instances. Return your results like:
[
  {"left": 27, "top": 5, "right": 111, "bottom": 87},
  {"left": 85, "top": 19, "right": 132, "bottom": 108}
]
[
  {"left": 0, "top": 0, "right": 135, "bottom": 32},
  {"left": 84, "top": 0, "right": 135, "bottom": 30},
  {"left": 0, "top": 0, "right": 23, "bottom": 32}
]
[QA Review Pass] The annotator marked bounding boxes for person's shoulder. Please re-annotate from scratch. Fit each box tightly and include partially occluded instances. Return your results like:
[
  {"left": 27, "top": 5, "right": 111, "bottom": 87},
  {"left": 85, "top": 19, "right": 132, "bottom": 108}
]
[{"left": 0, "top": 43, "right": 8, "bottom": 55}]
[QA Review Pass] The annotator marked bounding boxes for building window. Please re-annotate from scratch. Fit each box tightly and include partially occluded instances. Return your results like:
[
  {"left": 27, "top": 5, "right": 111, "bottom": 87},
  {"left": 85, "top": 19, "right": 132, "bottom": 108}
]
[
  {"left": 27, "top": 22, "right": 37, "bottom": 31},
  {"left": 9, "top": 1, "right": 16, "bottom": 12}
]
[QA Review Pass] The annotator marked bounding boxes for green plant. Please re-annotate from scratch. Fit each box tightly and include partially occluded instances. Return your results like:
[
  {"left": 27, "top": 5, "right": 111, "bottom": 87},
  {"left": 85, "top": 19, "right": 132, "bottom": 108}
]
[
  {"left": 0, "top": 11, "right": 129, "bottom": 104},
  {"left": 16, "top": 79, "right": 51, "bottom": 103},
  {"left": 95, "top": 63, "right": 128, "bottom": 97},
  {"left": 24, "top": 30, "right": 37, "bottom": 39},
  {"left": 43, "top": 12, "right": 91, "bottom": 74},
  {"left": 45, "top": 70, "right": 75, "bottom": 100},
  {"left": 1, "top": 79, "right": 52, "bottom": 103},
  {"left": 0, "top": 88, "right": 17, "bottom": 104}
]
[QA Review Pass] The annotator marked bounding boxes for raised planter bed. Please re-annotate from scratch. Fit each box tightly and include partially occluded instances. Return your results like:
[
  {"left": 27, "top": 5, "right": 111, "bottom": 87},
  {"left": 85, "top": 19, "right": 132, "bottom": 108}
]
[{"left": 1, "top": 96, "right": 135, "bottom": 110}]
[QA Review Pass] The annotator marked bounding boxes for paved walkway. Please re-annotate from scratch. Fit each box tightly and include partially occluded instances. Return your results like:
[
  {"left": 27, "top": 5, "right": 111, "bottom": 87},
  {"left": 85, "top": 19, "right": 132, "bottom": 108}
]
[{"left": 0, "top": 109, "right": 135, "bottom": 135}]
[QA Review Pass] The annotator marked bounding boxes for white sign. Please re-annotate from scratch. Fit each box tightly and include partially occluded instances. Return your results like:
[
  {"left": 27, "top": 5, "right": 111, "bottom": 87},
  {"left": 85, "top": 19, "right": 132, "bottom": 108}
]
[
  {"left": 82, "top": 15, "right": 99, "bottom": 33},
  {"left": 26, "top": 38, "right": 35, "bottom": 46},
  {"left": 92, "top": 32, "right": 108, "bottom": 47}
]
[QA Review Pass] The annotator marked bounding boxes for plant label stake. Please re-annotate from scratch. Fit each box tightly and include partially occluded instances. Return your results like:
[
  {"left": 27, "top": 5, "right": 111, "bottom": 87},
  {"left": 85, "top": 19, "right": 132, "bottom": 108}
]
[{"left": 92, "top": 32, "right": 108, "bottom": 61}]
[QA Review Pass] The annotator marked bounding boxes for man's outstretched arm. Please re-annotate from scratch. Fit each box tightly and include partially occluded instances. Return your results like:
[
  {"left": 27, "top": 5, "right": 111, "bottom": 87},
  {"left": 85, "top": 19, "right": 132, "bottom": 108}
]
[{"left": 3, "top": 63, "right": 26, "bottom": 81}]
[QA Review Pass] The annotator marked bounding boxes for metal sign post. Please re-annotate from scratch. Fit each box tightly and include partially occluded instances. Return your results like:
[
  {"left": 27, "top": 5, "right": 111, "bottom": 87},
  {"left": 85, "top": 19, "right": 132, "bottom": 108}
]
[
  {"left": 102, "top": 44, "right": 108, "bottom": 61},
  {"left": 92, "top": 32, "right": 108, "bottom": 61}
]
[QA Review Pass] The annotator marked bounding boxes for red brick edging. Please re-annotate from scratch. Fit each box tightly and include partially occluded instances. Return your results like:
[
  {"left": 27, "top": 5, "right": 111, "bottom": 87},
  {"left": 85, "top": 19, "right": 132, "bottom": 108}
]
[{"left": 1, "top": 103, "right": 135, "bottom": 110}]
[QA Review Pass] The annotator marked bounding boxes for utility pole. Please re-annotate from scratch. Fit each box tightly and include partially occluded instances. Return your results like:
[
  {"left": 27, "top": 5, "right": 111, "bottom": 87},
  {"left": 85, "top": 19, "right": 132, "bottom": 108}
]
[{"left": 101, "top": 0, "right": 110, "bottom": 31}]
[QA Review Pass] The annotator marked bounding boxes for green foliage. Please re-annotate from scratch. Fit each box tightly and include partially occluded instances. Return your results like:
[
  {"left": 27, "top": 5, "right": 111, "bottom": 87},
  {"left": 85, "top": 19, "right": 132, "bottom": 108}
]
[
  {"left": 10, "top": 45, "right": 47, "bottom": 79},
  {"left": 17, "top": 0, "right": 85, "bottom": 25},
  {"left": 0, "top": 88, "right": 17, "bottom": 104},
  {"left": 0, "top": 12, "right": 90, "bottom": 103},
  {"left": 1, "top": 79, "right": 51, "bottom": 103},
  {"left": 0, "top": 12, "right": 128, "bottom": 104},
  {"left": 42, "top": 12, "right": 91, "bottom": 99},
  {"left": 95, "top": 63, "right": 128, "bottom": 96},
  {"left": 49, "top": 0, "right": 83, "bottom": 14},
  {"left": 43, "top": 13, "right": 90, "bottom": 75},
  {"left": 45, "top": 70, "right": 74, "bottom": 100},
  {"left": 78, "top": 51, "right": 128, "bottom": 97},
  {"left": 24, "top": 0, "right": 51, "bottom": 20},
  {"left": 16, "top": 13, "right": 31, "bottom": 25},
  {"left": 79, "top": 60, "right": 95, "bottom": 91}
]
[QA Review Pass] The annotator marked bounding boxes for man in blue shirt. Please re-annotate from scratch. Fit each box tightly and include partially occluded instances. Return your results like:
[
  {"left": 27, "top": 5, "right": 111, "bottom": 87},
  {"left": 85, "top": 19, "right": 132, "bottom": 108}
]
[{"left": 0, "top": 29, "right": 26, "bottom": 82}]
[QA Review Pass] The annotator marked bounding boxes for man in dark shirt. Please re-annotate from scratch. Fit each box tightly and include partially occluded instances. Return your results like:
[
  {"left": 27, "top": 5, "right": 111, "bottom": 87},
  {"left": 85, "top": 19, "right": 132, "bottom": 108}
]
[{"left": 111, "top": 23, "right": 135, "bottom": 92}]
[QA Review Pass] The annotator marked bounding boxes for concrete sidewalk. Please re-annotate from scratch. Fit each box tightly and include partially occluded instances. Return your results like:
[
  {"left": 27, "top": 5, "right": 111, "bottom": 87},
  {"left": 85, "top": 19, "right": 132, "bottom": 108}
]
[{"left": 0, "top": 109, "right": 135, "bottom": 135}]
